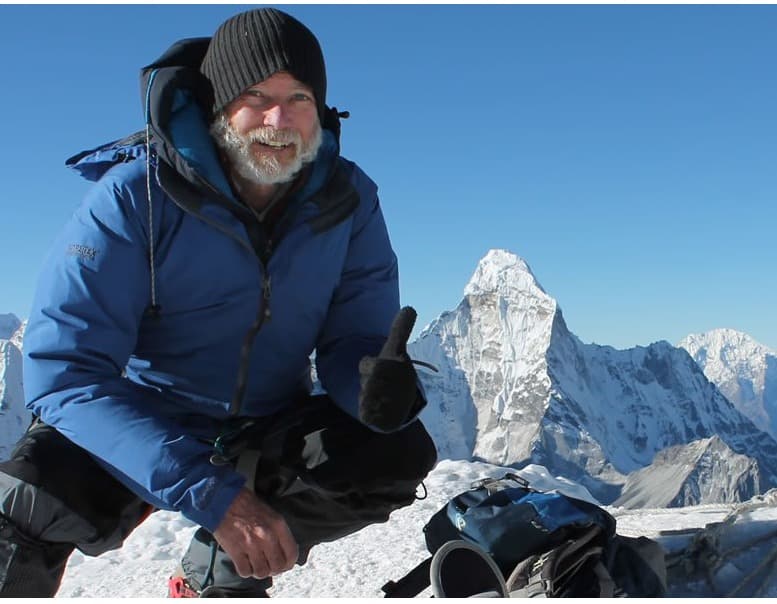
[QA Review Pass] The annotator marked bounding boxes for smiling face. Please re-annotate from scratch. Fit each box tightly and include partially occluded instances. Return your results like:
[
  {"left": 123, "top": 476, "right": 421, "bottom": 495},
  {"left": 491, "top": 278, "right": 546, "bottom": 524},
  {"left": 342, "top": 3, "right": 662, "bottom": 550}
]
[{"left": 210, "top": 71, "right": 322, "bottom": 186}]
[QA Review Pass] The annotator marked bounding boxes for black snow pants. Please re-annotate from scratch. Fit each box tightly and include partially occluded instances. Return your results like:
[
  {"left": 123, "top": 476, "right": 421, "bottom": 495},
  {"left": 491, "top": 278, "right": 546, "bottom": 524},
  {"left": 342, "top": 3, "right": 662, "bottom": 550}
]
[{"left": 0, "top": 395, "right": 438, "bottom": 597}]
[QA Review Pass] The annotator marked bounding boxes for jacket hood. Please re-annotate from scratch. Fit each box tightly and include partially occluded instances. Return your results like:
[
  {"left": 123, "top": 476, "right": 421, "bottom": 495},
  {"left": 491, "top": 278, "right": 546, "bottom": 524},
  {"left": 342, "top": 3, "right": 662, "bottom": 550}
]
[
  {"left": 68, "top": 37, "right": 342, "bottom": 205},
  {"left": 138, "top": 37, "right": 236, "bottom": 201}
]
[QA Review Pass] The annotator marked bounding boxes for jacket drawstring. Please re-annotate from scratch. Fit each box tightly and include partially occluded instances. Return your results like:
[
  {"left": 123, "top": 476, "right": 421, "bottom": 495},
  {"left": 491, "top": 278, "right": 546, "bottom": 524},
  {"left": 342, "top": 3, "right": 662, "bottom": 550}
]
[{"left": 144, "top": 70, "right": 161, "bottom": 319}]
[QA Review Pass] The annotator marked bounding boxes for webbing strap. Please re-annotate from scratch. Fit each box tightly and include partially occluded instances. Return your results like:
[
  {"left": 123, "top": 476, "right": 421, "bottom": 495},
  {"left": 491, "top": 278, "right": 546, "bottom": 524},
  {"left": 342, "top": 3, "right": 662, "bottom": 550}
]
[
  {"left": 235, "top": 449, "right": 262, "bottom": 492},
  {"left": 381, "top": 556, "right": 432, "bottom": 598},
  {"left": 593, "top": 561, "right": 615, "bottom": 597}
]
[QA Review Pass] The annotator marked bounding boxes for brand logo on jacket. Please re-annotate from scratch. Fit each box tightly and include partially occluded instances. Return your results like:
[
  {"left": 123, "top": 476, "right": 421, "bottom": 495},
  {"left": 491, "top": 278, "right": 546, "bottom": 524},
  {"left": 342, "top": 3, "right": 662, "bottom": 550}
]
[{"left": 67, "top": 244, "right": 98, "bottom": 262}]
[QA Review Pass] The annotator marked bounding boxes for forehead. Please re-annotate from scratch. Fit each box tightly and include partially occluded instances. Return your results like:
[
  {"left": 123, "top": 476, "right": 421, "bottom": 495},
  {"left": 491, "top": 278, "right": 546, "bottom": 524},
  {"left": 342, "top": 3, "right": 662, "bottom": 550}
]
[{"left": 245, "top": 71, "right": 313, "bottom": 93}]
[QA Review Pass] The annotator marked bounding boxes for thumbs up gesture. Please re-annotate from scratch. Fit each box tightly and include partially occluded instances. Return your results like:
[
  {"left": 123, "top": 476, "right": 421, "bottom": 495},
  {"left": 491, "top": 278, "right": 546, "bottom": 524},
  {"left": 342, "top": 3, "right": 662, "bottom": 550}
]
[{"left": 358, "top": 307, "right": 421, "bottom": 432}]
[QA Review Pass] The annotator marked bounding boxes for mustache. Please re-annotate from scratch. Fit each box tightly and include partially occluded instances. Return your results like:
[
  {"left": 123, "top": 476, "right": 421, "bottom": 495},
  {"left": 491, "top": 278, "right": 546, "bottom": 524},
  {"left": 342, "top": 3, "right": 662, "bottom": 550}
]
[{"left": 244, "top": 127, "right": 302, "bottom": 147}]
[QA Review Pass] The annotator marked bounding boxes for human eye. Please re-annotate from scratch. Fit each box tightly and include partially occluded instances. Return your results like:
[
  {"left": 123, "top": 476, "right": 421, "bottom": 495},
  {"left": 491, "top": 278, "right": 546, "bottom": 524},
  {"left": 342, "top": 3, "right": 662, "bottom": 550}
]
[
  {"left": 291, "top": 92, "right": 313, "bottom": 103},
  {"left": 242, "top": 89, "right": 267, "bottom": 104}
]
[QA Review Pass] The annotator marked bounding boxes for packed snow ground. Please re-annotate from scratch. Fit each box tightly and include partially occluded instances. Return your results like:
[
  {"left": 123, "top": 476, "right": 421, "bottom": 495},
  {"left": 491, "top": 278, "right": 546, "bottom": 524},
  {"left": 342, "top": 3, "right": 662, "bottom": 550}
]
[{"left": 56, "top": 459, "right": 777, "bottom": 598}]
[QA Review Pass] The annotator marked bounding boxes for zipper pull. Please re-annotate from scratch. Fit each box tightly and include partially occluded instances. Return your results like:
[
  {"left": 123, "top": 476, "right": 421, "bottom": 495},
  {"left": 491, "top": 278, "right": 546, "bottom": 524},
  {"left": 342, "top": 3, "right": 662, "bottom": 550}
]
[{"left": 263, "top": 275, "right": 272, "bottom": 321}]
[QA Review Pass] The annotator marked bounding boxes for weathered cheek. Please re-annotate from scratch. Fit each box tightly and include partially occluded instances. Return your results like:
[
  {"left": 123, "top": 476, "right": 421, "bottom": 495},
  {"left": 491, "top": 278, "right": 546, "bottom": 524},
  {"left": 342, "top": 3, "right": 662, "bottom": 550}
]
[
  {"left": 228, "top": 115, "right": 252, "bottom": 134},
  {"left": 300, "top": 114, "right": 320, "bottom": 141},
  {"left": 226, "top": 106, "right": 260, "bottom": 134}
]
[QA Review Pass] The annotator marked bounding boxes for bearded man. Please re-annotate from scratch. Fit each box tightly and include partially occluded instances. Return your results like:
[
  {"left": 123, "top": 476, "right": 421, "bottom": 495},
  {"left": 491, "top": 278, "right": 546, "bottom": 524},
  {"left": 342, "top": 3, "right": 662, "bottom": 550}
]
[{"left": 0, "top": 8, "right": 437, "bottom": 597}]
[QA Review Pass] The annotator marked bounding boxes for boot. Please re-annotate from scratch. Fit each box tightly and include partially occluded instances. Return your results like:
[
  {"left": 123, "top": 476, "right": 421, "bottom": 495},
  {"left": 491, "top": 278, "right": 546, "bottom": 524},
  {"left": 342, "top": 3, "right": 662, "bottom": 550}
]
[{"left": 169, "top": 528, "right": 272, "bottom": 597}]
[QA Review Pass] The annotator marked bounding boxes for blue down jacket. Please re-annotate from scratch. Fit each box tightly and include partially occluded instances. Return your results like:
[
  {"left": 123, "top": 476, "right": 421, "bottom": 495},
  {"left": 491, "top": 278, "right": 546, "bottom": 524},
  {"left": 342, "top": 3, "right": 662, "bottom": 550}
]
[{"left": 22, "top": 38, "right": 420, "bottom": 531}]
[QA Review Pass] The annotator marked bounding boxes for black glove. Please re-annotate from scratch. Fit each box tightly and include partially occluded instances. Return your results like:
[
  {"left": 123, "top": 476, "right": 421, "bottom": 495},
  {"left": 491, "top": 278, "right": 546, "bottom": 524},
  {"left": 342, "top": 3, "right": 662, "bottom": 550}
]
[{"left": 358, "top": 306, "right": 421, "bottom": 432}]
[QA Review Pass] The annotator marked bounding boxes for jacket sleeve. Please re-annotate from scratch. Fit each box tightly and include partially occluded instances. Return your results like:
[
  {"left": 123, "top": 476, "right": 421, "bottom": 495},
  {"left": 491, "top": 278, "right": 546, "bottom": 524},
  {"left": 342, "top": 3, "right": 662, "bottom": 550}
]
[
  {"left": 314, "top": 169, "right": 426, "bottom": 428},
  {"left": 22, "top": 167, "right": 244, "bottom": 532}
]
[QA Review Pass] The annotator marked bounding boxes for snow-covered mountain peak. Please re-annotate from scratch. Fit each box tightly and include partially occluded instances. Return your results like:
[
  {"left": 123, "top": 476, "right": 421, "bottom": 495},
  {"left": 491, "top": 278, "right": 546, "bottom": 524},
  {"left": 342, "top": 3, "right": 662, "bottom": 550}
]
[
  {"left": 10, "top": 320, "right": 26, "bottom": 350},
  {"left": 0, "top": 314, "right": 21, "bottom": 340},
  {"left": 463, "top": 249, "right": 549, "bottom": 302},
  {"left": 0, "top": 314, "right": 30, "bottom": 459},
  {"left": 679, "top": 328, "right": 777, "bottom": 440},
  {"left": 412, "top": 249, "right": 561, "bottom": 462},
  {"left": 414, "top": 251, "right": 777, "bottom": 505},
  {"left": 680, "top": 328, "right": 775, "bottom": 369}
]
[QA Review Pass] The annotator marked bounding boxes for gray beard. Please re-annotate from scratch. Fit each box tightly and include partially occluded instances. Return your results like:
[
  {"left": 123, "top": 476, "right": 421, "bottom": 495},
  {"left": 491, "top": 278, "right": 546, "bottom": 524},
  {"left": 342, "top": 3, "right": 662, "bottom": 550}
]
[{"left": 209, "top": 114, "right": 323, "bottom": 186}]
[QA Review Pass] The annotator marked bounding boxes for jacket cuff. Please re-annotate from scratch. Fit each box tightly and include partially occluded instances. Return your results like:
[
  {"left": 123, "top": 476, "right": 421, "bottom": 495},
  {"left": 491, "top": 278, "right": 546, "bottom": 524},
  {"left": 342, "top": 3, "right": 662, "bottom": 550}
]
[{"left": 179, "top": 470, "right": 246, "bottom": 532}]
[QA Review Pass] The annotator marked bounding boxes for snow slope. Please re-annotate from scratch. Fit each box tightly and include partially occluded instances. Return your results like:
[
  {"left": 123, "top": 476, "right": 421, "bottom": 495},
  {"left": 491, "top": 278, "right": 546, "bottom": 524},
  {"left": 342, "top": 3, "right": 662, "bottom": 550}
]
[
  {"left": 56, "top": 458, "right": 777, "bottom": 598},
  {"left": 615, "top": 435, "right": 762, "bottom": 508}
]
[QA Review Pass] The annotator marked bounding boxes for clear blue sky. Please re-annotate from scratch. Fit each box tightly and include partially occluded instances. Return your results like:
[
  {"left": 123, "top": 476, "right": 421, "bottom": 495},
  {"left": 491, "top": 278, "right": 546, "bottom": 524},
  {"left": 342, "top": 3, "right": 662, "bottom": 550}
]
[{"left": 2, "top": 4, "right": 776, "bottom": 350}]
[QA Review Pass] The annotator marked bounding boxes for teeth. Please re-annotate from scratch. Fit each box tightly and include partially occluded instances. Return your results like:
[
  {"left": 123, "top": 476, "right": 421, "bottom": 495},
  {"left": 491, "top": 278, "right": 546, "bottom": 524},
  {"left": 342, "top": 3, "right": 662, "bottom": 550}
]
[{"left": 264, "top": 141, "right": 289, "bottom": 148}]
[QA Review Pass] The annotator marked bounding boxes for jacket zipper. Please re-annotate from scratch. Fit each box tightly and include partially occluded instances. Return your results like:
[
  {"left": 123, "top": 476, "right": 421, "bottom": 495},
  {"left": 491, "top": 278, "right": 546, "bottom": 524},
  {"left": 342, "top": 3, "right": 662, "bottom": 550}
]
[
  {"left": 228, "top": 236, "right": 274, "bottom": 417},
  {"left": 151, "top": 141, "right": 309, "bottom": 418}
]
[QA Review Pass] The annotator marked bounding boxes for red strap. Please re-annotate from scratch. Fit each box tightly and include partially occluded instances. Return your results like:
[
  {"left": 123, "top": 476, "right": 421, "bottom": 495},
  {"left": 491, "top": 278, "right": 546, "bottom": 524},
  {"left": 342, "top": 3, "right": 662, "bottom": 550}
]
[{"left": 167, "top": 576, "right": 199, "bottom": 598}]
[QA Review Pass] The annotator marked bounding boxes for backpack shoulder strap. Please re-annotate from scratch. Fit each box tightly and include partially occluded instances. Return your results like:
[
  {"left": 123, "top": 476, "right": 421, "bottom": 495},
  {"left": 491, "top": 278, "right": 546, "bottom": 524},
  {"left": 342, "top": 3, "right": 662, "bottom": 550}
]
[
  {"left": 506, "top": 523, "right": 612, "bottom": 597},
  {"left": 429, "top": 540, "right": 509, "bottom": 598},
  {"left": 381, "top": 556, "right": 432, "bottom": 598}
]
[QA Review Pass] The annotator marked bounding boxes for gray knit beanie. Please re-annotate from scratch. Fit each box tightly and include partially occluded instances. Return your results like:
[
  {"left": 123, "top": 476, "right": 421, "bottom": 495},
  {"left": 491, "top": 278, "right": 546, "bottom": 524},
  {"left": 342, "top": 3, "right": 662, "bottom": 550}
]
[{"left": 200, "top": 8, "right": 326, "bottom": 120}]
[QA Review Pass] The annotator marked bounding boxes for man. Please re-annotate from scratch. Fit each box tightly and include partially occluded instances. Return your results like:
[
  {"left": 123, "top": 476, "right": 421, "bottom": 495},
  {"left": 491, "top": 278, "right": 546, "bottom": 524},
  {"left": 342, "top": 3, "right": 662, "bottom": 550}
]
[{"left": 0, "top": 8, "right": 437, "bottom": 597}]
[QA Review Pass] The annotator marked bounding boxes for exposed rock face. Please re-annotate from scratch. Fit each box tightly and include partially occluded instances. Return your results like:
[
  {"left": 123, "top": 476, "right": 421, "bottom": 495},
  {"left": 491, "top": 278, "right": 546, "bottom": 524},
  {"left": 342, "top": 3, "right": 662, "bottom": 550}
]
[
  {"left": 615, "top": 435, "right": 762, "bottom": 508},
  {"left": 413, "top": 250, "right": 777, "bottom": 504},
  {"left": 412, "top": 251, "right": 551, "bottom": 462}
]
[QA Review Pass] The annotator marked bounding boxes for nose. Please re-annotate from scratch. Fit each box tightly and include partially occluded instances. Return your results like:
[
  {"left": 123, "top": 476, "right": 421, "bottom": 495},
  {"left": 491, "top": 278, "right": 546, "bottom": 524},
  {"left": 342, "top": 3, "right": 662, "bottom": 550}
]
[{"left": 262, "top": 104, "right": 286, "bottom": 129}]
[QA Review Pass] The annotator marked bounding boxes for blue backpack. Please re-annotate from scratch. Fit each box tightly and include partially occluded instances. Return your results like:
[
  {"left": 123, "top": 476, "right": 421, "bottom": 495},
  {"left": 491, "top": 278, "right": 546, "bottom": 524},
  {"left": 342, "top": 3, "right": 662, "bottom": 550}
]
[{"left": 382, "top": 473, "right": 666, "bottom": 598}]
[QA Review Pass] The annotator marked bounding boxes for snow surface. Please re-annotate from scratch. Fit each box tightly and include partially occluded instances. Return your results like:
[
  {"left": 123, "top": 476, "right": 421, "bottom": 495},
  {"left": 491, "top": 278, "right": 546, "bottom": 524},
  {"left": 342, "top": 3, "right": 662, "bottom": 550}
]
[{"left": 55, "top": 458, "right": 777, "bottom": 598}]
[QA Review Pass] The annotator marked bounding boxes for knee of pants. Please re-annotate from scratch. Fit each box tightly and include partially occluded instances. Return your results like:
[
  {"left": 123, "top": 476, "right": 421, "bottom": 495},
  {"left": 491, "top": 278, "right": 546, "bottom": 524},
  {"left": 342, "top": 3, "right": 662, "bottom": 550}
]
[
  {"left": 0, "top": 424, "right": 150, "bottom": 556},
  {"left": 357, "top": 419, "right": 438, "bottom": 491},
  {"left": 390, "top": 419, "right": 439, "bottom": 479},
  {"left": 323, "top": 419, "right": 437, "bottom": 505},
  {"left": 0, "top": 469, "right": 147, "bottom": 557},
  {"left": 0, "top": 514, "right": 74, "bottom": 597},
  {"left": 255, "top": 402, "right": 438, "bottom": 501}
]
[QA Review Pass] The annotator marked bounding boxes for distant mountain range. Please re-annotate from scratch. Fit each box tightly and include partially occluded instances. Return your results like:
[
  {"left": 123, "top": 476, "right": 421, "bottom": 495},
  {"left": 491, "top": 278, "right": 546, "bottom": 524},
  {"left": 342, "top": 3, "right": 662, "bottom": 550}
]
[
  {"left": 679, "top": 329, "right": 777, "bottom": 440},
  {"left": 412, "top": 250, "right": 777, "bottom": 507},
  {"left": 2, "top": 252, "right": 776, "bottom": 510},
  {"left": 0, "top": 313, "right": 30, "bottom": 460}
]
